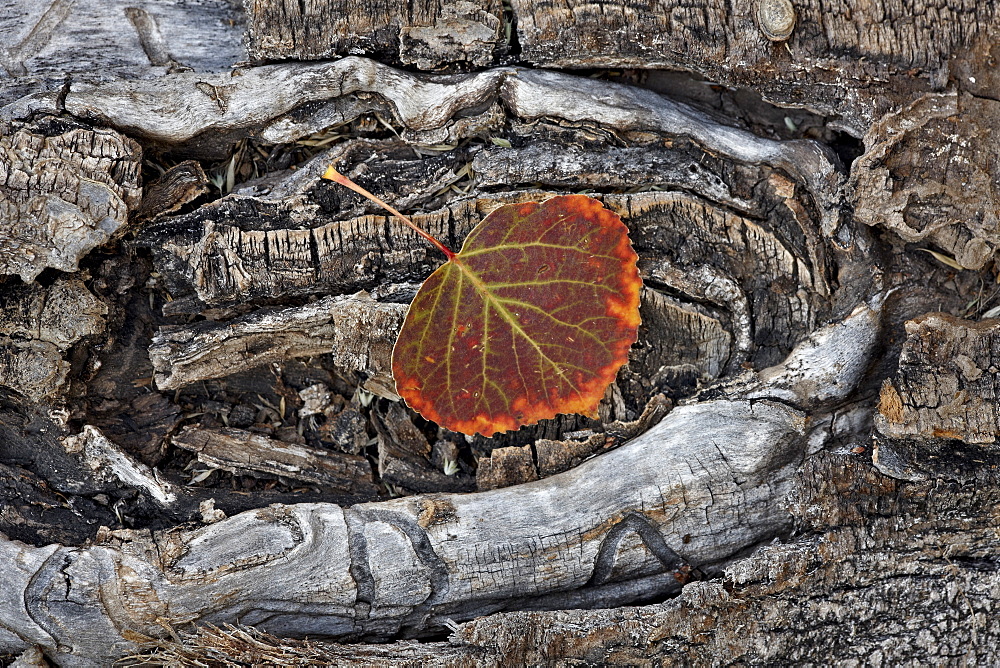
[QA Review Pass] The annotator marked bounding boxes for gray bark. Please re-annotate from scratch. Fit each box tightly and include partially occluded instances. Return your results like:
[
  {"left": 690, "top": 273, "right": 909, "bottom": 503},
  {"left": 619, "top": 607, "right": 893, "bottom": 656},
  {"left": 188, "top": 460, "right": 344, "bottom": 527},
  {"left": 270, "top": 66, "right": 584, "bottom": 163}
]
[
  {"left": 241, "top": 0, "right": 1000, "bottom": 136},
  {"left": 1, "top": 0, "right": 997, "bottom": 665}
]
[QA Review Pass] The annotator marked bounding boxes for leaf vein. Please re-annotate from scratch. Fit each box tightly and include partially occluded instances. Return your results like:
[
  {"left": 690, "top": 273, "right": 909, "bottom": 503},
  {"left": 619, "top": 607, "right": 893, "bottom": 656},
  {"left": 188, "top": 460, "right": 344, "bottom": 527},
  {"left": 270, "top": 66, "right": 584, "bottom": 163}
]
[
  {"left": 445, "top": 267, "right": 465, "bottom": 420},
  {"left": 494, "top": 297, "right": 615, "bottom": 350},
  {"left": 461, "top": 242, "right": 622, "bottom": 261},
  {"left": 457, "top": 263, "right": 584, "bottom": 398},
  {"left": 487, "top": 278, "right": 619, "bottom": 292}
]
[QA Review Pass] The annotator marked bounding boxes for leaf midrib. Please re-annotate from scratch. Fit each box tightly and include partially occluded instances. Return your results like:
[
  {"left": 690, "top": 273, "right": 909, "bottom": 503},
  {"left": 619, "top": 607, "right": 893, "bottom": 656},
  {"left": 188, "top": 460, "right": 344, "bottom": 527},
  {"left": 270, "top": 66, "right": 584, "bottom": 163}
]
[{"left": 452, "top": 256, "right": 584, "bottom": 401}]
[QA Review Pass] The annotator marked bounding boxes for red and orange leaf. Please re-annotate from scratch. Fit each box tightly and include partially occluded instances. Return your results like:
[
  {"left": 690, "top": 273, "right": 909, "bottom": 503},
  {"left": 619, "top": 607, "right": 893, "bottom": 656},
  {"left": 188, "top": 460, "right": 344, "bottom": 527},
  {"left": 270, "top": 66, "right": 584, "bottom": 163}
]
[{"left": 392, "top": 195, "right": 641, "bottom": 436}]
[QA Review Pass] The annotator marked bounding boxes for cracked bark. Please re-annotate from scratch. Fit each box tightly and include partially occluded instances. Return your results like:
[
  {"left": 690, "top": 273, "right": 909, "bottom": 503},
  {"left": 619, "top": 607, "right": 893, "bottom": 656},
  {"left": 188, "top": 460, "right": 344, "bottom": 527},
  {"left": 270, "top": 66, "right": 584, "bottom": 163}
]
[
  {"left": 1, "top": 0, "right": 998, "bottom": 665},
  {"left": 241, "top": 0, "right": 1000, "bottom": 136}
]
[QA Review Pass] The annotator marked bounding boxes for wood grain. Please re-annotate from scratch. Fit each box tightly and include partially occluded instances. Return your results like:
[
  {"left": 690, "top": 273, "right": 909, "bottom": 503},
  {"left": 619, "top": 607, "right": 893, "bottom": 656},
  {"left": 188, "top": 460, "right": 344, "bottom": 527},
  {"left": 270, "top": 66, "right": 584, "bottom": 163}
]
[{"left": 0, "top": 399, "right": 814, "bottom": 663}]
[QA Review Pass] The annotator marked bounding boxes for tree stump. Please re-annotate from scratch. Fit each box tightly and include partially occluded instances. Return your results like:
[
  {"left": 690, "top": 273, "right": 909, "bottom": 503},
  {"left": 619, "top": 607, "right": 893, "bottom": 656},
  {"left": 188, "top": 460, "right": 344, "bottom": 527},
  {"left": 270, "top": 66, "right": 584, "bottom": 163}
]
[{"left": 1, "top": 0, "right": 998, "bottom": 665}]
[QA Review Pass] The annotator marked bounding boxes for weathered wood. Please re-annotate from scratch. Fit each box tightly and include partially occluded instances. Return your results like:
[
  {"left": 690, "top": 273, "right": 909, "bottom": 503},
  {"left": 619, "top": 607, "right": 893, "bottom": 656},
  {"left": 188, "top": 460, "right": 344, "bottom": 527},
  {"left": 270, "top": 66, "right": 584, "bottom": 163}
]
[
  {"left": 0, "top": 460, "right": 117, "bottom": 547},
  {"left": 743, "top": 297, "right": 884, "bottom": 409},
  {"left": 0, "top": 391, "right": 137, "bottom": 547},
  {"left": 109, "top": 61, "right": 842, "bottom": 301},
  {"left": 0, "top": 119, "right": 141, "bottom": 281},
  {"left": 128, "top": 446, "right": 1000, "bottom": 667},
  {"left": 475, "top": 443, "right": 536, "bottom": 491},
  {"left": 63, "top": 425, "right": 180, "bottom": 506},
  {"left": 244, "top": 0, "right": 505, "bottom": 70},
  {"left": 876, "top": 312, "right": 1000, "bottom": 445},
  {"left": 129, "top": 78, "right": 852, "bottom": 431},
  {"left": 171, "top": 425, "right": 378, "bottom": 494},
  {"left": 0, "top": 0, "right": 243, "bottom": 106},
  {"left": 0, "top": 277, "right": 106, "bottom": 349},
  {"left": 144, "top": 189, "right": 834, "bottom": 367},
  {"left": 0, "top": 339, "right": 67, "bottom": 402},
  {"left": 0, "top": 277, "right": 105, "bottom": 400},
  {"left": 149, "top": 292, "right": 405, "bottom": 395},
  {"left": 851, "top": 92, "right": 1000, "bottom": 271},
  {"left": 140, "top": 181, "right": 846, "bottom": 423},
  {"left": 0, "top": 270, "right": 884, "bottom": 660},
  {"left": 141, "top": 194, "right": 465, "bottom": 308},
  {"left": 480, "top": 393, "right": 671, "bottom": 488},
  {"left": 471, "top": 140, "right": 744, "bottom": 206},
  {"left": 54, "top": 58, "right": 842, "bottom": 226},
  {"left": 373, "top": 401, "right": 475, "bottom": 493},
  {"left": 241, "top": 0, "right": 1000, "bottom": 135},
  {"left": 0, "top": 398, "right": 814, "bottom": 664},
  {"left": 0, "top": 395, "right": 384, "bottom": 556},
  {"left": 134, "top": 160, "right": 209, "bottom": 221},
  {"left": 61, "top": 58, "right": 509, "bottom": 151},
  {"left": 0, "top": 47, "right": 883, "bottom": 664},
  {"left": 509, "top": 0, "right": 998, "bottom": 134},
  {"left": 1, "top": 0, "right": 997, "bottom": 664}
]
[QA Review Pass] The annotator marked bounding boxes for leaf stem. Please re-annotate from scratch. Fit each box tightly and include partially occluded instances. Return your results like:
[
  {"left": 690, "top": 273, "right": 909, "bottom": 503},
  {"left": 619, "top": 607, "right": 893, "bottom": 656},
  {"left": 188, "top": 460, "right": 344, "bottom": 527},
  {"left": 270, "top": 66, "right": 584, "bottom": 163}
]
[{"left": 322, "top": 166, "right": 456, "bottom": 261}]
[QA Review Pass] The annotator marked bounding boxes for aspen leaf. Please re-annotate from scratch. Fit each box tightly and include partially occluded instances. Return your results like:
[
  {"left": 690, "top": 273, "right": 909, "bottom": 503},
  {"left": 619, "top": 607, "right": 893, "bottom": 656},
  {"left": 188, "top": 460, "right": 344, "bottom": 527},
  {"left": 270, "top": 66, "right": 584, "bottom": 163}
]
[{"left": 323, "top": 167, "right": 641, "bottom": 436}]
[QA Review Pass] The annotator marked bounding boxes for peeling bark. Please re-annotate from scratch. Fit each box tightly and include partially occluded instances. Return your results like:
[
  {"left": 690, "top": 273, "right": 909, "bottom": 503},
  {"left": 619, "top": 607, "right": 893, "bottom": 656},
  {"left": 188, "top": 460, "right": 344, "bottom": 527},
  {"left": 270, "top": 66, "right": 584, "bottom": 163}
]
[
  {"left": 0, "top": 278, "right": 106, "bottom": 399},
  {"left": 149, "top": 293, "right": 405, "bottom": 395},
  {"left": 0, "top": 120, "right": 141, "bottom": 281},
  {"left": 134, "top": 160, "right": 209, "bottom": 222},
  {"left": 851, "top": 92, "right": 1000, "bottom": 270},
  {"left": 0, "top": 0, "right": 997, "bottom": 665},
  {"left": 242, "top": 0, "right": 1000, "bottom": 135},
  {"left": 244, "top": 0, "right": 504, "bottom": 70},
  {"left": 877, "top": 313, "right": 1000, "bottom": 445}
]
